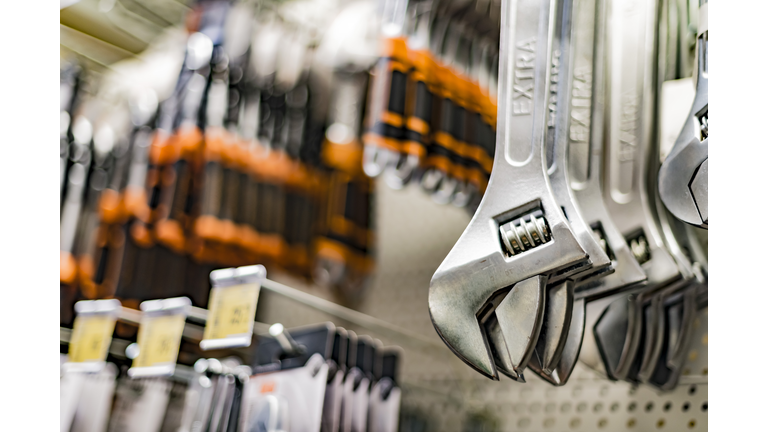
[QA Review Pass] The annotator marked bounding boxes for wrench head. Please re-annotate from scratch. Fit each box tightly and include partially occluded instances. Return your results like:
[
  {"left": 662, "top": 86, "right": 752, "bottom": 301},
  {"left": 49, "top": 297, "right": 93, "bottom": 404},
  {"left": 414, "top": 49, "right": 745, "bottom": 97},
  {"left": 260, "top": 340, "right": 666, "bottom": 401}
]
[
  {"left": 593, "top": 294, "right": 638, "bottom": 381},
  {"left": 658, "top": 37, "right": 707, "bottom": 230},
  {"left": 534, "top": 281, "right": 574, "bottom": 374},
  {"left": 528, "top": 298, "right": 585, "bottom": 386},
  {"left": 658, "top": 135, "right": 708, "bottom": 229},
  {"left": 429, "top": 275, "right": 546, "bottom": 379},
  {"left": 690, "top": 158, "right": 708, "bottom": 227}
]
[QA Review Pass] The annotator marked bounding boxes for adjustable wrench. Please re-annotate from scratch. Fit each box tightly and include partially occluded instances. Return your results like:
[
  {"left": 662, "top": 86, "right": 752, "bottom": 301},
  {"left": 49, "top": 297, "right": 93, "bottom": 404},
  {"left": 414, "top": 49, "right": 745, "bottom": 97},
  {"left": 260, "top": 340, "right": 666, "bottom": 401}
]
[
  {"left": 591, "top": 0, "right": 685, "bottom": 382},
  {"left": 529, "top": 0, "right": 647, "bottom": 385},
  {"left": 658, "top": 0, "right": 708, "bottom": 229},
  {"left": 429, "top": 0, "right": 589, "bottom": 381}
]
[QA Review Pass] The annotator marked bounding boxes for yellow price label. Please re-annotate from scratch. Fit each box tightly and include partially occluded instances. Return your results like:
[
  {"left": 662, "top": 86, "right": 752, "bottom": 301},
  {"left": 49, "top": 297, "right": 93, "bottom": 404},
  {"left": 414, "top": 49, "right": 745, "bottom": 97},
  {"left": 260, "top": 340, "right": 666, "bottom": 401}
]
[
  {"left": 69, "top": 314, "right": 116, "bottom": 363},
  {"left": 201, "top": 283, "right": 260, "bottom": 349},
  {"left": 132, "top": 313, "right": 186, "bottom": 369}
]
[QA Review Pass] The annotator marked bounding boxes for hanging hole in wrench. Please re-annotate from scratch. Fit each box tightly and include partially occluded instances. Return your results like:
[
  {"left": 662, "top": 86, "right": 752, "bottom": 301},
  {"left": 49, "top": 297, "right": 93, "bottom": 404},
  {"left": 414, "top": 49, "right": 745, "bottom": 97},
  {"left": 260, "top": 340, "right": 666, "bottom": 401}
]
[
  {"left": 496, "top": 204, "right": 552, "bottom": 258},
  {"left": 625, "top": 229, "right": 651, "bottom": 265}
]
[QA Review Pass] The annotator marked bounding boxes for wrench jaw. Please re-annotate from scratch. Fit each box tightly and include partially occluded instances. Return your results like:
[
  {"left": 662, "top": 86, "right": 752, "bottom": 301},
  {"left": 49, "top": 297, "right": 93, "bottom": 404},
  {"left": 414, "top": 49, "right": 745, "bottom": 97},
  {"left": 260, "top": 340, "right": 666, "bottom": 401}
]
[
  {"left": 658, "top": 32, "right": 708, "bottom": 229},
  {"left": 533, "top": 281, "right": 574, "bottom": 375},
  {"left": 529, "top": 298, "right": 586, "bottom": 386},
  {"left": 428, "top": 197, "right": 587, "bottom": 380},
  {"left": 593, "top": 294, "right": 642, "bottom": 381},
  {"left": 637, "top": 295, "right": 664, "bottom": 384},
  {"left": 657, "top": 132, "right": 708, "bottom": 228}
]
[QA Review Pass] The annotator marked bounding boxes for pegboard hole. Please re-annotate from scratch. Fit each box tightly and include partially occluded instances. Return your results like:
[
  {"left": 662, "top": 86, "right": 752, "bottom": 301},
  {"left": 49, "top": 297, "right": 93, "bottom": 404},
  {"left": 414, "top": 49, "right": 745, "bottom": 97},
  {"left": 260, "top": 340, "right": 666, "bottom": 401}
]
[
  {"left": 702, "top": 367, "right": 708, "bottom": 375},
  {"left": 610, "top": 403, "right": 619, "bottom": 412},
  {"left": 593, "top": 402, "right": 603, "bottom": 413},
  {"left": 628, "top": 402, "right": 637, "bottom": 412},
  {"left": 701, "top": 402, "right": 708, "bottom": 412},
  {"left": 569, "top": 418, "right": 581, "bottom": 429},
  {"left": 597, "top": 418, "right": 608, "bottom": 429},
  {"left": 543, "top": 417, "right": 555, "bottom": 428},
  {"left": 657, "top": 418, "right": 666, "bottom": 429},
  {"left": 627, "top": 418, "right": 636, "bottom": 428},
  {"left": 529, "top": 402, "right": 542, "bottom": 414},
  {"left": 577, "top": 402, "right": 587, "bottom": 413},
  {"left": 702, "top": 334, "right": 708, "bottom": 345},
  {"left": 645, "top": 402, "right": 654, "bottom": 412},
  {"left": 683, "top": 368, "right": 691, "bottom": 376},
  {"left": 599, "top": 385, "right": 609, "bottom": 396},
  {"left": 688, "top": 350, "right": 698, "bottom": 362},
  {"left": 682, "top": 402, "right": 690, "bottom": 412},
  {"left": 688, "top": 385, "right": 697, "bottom": 395},
  {"left": 517, "top": 417, "right": 530, "bottom": 428},
  {"left": 688, "top": 420, "right": 697, "bottom": 429},
  {"left": 663, "top": 402, "right": 672, "bottom": 412},
  {"left": 544, "top": 402, "right": 556, "bottom": 413}
]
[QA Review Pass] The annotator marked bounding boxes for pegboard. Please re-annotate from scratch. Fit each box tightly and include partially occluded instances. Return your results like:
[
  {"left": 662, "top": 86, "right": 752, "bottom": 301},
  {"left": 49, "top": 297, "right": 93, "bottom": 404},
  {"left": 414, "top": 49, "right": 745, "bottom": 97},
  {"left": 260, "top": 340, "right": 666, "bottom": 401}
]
[{"left": 256, "top": 178, "right": 707, "bottom": 431}]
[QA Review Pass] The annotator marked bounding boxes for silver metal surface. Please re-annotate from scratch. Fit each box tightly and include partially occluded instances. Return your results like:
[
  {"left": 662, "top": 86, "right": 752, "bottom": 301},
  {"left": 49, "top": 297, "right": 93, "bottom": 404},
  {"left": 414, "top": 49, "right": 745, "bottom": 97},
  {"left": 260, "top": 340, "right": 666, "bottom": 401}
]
[
  {"left": 253, "top": 177, "right": 708, "bottom": 429},
  {"left": 567, "top": 0, "right": 647, "bottom": 300},
  {"left": 429, "top": 0, "right": 588, "bottom": 381},
  {"left": 658, "top": 1, "right": 708, "bottom": 228},
  {"left": 535, "top": 281, "right": 574, "bottom": 374},
  {"left": 529, "top": 297, "right": 585, "bottom": 385},
  {"left": 546, "top": 0, "right": 612, "bottom": 287},
  {"left": 597, "top": 0, "right": 686, "bottom": 381}
]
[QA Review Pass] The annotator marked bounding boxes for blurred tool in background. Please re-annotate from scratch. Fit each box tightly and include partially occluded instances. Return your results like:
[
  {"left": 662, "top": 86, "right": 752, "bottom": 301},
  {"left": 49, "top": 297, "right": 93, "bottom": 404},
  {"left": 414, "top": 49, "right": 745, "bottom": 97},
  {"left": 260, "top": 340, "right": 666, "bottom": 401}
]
[{"left": 61, "top": 0, "right": 382, "bottom": 329}]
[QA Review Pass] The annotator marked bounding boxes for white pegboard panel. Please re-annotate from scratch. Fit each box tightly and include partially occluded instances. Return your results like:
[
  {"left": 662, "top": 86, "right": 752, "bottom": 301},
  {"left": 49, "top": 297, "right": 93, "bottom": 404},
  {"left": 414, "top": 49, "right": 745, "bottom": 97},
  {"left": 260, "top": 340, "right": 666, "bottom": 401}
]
[{"left": 257, "top": 178, "right": 707, "bottom": 431}]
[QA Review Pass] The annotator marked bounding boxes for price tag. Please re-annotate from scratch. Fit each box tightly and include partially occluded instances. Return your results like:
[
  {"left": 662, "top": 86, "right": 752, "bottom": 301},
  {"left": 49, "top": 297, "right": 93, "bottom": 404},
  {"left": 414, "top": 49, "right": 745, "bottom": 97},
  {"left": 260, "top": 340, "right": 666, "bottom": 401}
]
[
  {"left": 200, "top": 264, "right": 265, "bottom": 350},
  {"left": 65, "top": 299, "right": 120, "bottom": 372},
  {"left": 128, "top": 297, "right": 190, "bottom": 378}
]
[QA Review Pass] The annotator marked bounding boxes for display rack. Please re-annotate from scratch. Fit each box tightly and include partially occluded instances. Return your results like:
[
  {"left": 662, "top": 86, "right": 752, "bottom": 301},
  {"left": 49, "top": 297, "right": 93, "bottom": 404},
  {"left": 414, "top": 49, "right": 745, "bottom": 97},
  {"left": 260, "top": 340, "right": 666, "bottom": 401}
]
[{"left": 241, "top": 179, "right": 709, "bottom": 431}]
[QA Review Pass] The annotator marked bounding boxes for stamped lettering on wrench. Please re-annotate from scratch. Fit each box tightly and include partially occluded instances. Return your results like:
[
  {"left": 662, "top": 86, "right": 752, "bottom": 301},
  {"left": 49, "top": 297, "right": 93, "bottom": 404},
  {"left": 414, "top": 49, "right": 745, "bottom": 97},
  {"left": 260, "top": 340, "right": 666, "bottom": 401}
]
[{"left": 513, "top": 38, "right": 537, "bottom": 115}]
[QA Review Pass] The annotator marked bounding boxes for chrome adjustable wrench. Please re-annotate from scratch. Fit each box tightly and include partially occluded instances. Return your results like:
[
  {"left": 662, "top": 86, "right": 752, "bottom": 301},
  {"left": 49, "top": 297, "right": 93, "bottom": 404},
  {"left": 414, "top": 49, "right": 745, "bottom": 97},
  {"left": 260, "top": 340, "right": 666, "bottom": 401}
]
[
  {"left": 526, "top": 0, "right": 612, "bottom": 384},
  {"left": 429, "top": 0, "right": 588, "bottom": 381},
  {"left": 529, "top": 0, "right": 649, "bottom": 385},
  {"left": 623, "top": 4, "right": 707, "bottom": 387},
  {"left": 658, "top": 0, "right": 708, "bottom": 229},
  {"left": 591, "top": 0, "right": 685, "bottom": 382}
]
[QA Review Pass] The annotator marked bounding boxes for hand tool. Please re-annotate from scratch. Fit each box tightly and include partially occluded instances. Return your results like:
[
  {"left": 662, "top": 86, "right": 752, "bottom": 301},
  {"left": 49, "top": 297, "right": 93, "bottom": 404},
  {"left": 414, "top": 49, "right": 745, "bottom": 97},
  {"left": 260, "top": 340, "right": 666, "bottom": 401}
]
[
  {"left": 382, "top": 1, "right": 434, "bottom": 191},
  {"left": 429, "top": 0, "right": 589, "bottom": 381},
  {"left": 362, "top": 0, "right": 410, "bottom": 179},
  {"left": 317, "top": 67, "right": 376, "bottom": 300},
  {"left": 658, "top": 0, "right": 707, "bottom": 229},
  {"left": 61, "top": 107, "right": 96, "bottom": 327},
  {"left": 592, "top": 0, "right": 685, "bottom": 382}
]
